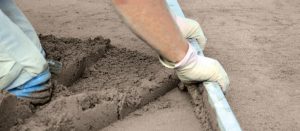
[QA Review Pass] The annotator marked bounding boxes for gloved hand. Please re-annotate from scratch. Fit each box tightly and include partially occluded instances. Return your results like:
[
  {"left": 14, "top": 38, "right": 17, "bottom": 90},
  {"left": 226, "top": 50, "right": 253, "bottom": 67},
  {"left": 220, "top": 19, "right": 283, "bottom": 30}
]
[
  {"left": 174, "top": 16, "right": 207, "bottom": 50},
  {"left": 8, "top": 70, "right": 52, "bottom": 105},
  {"left": 160, "top": 43, "right": 229, "bottom": 92}
]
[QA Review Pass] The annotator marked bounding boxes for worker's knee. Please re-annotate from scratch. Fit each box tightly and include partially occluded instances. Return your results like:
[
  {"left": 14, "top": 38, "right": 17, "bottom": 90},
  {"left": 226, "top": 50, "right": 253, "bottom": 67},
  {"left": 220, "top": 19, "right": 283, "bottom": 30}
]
[
  {"left": 0, "top": 0, "right": 44, "bottom": 54},
  {"left": 0, "top": 7, "right": 48, "bottom": 90}
]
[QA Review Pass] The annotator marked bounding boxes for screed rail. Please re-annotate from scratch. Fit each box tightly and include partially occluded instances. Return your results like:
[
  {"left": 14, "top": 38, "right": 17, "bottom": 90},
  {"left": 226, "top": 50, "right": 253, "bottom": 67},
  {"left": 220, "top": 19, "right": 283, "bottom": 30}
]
[{"left": 166, "top": 1, "right": 242, "bottom": 131}]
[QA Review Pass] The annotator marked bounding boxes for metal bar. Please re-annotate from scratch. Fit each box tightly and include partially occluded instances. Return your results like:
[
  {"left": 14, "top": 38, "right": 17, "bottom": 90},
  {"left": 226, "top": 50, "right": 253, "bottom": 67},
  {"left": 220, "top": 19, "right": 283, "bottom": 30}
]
[{"left": 166, "top": 0, "right": 242, "bottom": 131}]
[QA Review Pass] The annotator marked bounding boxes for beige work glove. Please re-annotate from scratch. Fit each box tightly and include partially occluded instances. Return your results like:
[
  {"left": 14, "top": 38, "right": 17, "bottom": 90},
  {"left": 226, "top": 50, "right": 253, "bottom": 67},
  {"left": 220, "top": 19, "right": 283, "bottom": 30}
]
[
  {"left": 174, "top": 16, "right": 207, "bottom": 50},
  {"left": 159, "top": 44, "right": 230, "bottom": 92}
]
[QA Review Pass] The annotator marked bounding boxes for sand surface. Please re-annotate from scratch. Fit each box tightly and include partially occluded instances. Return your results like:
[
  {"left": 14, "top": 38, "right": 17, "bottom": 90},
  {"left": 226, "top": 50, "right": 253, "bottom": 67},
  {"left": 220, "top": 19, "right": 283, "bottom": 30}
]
[
  {"left": 102, "top": 89, "right": 206, "bottom": 131},
  {"left": 10, "top": 35, "right": 179, "bottom": 131},
  {"left": 14, "top": 0, "right": 300, "bottom": 131}
]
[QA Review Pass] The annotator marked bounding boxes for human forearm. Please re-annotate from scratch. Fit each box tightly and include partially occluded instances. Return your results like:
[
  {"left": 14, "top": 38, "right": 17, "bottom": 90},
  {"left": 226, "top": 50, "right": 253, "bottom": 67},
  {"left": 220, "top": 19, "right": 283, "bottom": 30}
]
[
  {"left": 112, "top": 0, "right": 229, "bottom": 91},
  {"left": 112, "top": 0, "right": 188, "bottom": 63}
]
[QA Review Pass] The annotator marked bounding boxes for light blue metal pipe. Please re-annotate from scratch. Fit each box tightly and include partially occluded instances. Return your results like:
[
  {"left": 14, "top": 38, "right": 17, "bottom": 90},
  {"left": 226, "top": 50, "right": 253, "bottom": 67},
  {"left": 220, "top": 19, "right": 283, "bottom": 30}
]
[{"left": 166, "top": 0, "right": 242, "bottom": 131}]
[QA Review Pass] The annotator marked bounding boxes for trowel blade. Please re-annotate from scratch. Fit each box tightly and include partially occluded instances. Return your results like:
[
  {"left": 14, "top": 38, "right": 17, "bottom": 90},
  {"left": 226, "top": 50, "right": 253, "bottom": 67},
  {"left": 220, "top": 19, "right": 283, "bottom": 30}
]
[{"left": 47, "top": 59, "right": 63, "bottom": 75}]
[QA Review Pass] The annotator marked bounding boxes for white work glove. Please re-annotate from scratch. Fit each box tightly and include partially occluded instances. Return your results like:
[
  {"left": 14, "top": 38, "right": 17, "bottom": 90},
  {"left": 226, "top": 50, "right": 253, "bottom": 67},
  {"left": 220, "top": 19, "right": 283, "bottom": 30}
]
[
  {"left": 174, "top": 16, "right": 207, "bottom": 50},
  {"left": 160, "top": 44, "right": 230, "bottom": 92}
]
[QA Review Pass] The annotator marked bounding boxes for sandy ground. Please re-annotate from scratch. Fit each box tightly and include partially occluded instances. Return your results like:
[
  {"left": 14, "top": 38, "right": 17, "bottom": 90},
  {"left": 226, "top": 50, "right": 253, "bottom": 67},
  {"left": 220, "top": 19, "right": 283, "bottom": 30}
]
[
  {"left": 102, "top": 89, "right": 205, "bottom": 131},
  {"left": 16, "top": 0, "right": 300, "bottom": 131},
  {"left": 10, "top": 35, "right": 179, "bottom": 131}
]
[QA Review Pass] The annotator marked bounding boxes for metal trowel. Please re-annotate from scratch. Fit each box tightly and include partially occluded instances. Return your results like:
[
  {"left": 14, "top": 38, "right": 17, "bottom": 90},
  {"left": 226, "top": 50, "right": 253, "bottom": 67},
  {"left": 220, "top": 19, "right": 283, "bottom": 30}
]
[{"left": 47, "top": 59, "right": 62, "bottom": 75}]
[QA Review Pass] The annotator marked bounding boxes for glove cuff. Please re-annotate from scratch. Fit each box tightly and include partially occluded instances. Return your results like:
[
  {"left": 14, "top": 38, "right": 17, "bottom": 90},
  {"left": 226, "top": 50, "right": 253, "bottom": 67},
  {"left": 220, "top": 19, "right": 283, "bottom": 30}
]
[
  {"left": 158, "top": 55, "right": 176, "bottom": 69},
  {"left": 159, "top": 43, "right": 197, "bottom": 69},
  {"left": 174, "top": 43, "right": 197, "bottom": 68}
]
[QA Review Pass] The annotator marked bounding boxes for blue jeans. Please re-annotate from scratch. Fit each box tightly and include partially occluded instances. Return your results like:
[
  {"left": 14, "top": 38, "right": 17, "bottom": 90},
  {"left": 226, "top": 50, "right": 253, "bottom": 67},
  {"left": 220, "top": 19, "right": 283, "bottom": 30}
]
[{"left": 0, "top": 0, "right": 49, "bottom": 96}]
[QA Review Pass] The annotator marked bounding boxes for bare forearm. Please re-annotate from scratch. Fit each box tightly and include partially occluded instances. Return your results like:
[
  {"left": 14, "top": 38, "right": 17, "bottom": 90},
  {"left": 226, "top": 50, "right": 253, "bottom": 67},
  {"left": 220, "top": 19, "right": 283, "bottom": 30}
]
[{"left": 112, "top": 0, "right": 188, "bottom": 63}]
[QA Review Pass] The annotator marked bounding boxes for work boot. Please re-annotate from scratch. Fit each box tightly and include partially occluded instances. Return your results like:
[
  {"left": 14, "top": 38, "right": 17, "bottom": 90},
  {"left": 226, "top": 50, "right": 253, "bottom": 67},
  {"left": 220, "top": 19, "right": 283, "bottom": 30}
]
[{"left": 8, "top": 70, "right": 53, "bottom": 105}]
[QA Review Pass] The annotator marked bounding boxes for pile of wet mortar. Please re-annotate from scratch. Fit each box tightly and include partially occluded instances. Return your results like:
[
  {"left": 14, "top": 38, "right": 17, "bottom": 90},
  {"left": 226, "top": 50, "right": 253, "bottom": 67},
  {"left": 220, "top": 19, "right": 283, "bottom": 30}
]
[{"left": 10, "top": 35, "right": 212, "bottom": 131}]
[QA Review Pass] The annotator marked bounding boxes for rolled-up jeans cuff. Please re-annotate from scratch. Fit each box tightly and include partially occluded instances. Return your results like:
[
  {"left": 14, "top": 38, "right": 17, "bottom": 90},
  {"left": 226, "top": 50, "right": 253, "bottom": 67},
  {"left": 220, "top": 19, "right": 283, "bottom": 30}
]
[
  {"left": 0, "top": 61, "right": 43, "bottom": 91},
  {"left": 5, "top": 70, "right": 36, "bottom": 91}
]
